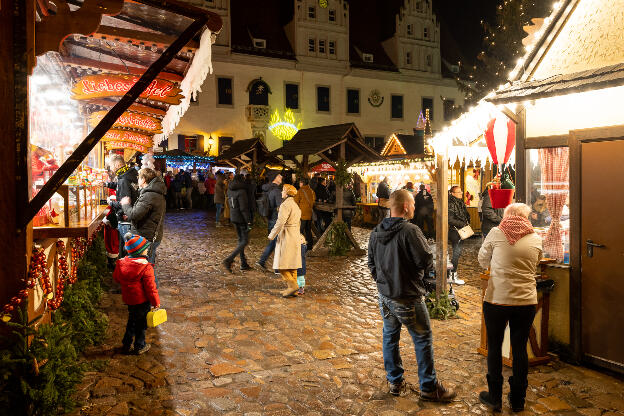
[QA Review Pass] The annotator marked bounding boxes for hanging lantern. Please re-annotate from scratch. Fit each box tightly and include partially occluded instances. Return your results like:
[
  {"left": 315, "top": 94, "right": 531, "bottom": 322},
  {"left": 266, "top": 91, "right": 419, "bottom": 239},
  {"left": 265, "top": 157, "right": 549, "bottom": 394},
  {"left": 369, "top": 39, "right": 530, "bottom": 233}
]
[{"left": 485, "top": 115, "right": 516, "bottom": 209}]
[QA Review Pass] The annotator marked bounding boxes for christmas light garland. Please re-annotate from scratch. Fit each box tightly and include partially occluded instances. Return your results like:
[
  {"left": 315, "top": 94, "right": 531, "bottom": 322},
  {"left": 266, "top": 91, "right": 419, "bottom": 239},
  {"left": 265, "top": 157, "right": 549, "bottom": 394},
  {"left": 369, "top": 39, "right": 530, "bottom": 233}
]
[{"left": 1, "top": 224, "right": 103, "bottom": 322}]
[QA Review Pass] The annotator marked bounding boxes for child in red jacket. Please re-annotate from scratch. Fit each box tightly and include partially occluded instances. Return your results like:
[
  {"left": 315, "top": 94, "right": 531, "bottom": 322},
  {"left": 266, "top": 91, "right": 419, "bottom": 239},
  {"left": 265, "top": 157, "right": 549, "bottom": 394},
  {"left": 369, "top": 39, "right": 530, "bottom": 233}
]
[{"left": 113, "top": 233, "right": 160, "bottom": 355}]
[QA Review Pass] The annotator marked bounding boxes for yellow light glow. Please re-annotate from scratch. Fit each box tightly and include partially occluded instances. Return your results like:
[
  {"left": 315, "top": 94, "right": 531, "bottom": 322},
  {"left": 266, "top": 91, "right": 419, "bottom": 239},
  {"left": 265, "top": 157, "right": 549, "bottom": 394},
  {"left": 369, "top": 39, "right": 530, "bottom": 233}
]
[{"left": 269, "top": 109, "right": 301, "bottom": 141}]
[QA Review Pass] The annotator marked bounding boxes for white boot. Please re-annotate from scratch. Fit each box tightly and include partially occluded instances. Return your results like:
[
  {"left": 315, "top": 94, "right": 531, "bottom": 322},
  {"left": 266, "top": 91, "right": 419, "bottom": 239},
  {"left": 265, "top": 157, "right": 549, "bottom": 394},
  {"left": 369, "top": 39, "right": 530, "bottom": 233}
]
[{"left": 451, "top": 271, "right": 465, "bottom": 285}]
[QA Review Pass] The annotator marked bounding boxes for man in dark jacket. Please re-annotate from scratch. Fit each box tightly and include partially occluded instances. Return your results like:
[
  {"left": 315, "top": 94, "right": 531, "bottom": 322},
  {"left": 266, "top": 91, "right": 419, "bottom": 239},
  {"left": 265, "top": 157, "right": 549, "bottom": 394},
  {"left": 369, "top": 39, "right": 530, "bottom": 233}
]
[
  {"left": 480, "top": 189, "right": 504, "bottom": 238},
  {"left": 377, "top": 177, "right": 391, "bottom": 220},
  {"left": 368, "top": 189, "right": 456, "bottom": 402},
  {"left": 120, "top": 168, "right": 166, "bottom": 269},
  {"left": 223, "top": 174, "right": 253, "bottom": 273},
  {"left": 244, "top": 174, "right": 257, "bottom": 224},
  {"left": 107, "top": 155, "right": 139, "bottom": 257},
  {"left": 448, "top": 186, "right": 469, "bottom": 285},
  {"left": 256, "top": 173, "right": 282, "bottom": 271},
  {"left": 414, "top": 184, "right": 435, "bottom": 239}
]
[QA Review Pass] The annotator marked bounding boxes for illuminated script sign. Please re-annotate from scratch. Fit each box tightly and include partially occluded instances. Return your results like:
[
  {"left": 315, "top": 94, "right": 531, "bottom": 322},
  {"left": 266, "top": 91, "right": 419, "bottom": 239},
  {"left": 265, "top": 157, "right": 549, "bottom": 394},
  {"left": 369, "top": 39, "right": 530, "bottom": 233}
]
[
  {"left": 72, "top": 74, "right": 183, "bottom": 105},
  {"left": 89, "top": 111, "right": 162, "bottom": 134},
  {"left": 104, "top": 141, "right": 148, "bottom": 153},
  {"left": 102, "top": 130, "right": 153, "bottom": 147}
]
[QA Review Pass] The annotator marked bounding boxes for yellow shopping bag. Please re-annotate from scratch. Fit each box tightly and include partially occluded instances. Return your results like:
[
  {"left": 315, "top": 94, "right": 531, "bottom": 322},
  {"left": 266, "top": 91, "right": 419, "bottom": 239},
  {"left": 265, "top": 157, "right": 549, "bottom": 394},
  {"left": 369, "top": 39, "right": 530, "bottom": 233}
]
[{"left": 147, "top": 308, "right": 167, "bottom": 328}]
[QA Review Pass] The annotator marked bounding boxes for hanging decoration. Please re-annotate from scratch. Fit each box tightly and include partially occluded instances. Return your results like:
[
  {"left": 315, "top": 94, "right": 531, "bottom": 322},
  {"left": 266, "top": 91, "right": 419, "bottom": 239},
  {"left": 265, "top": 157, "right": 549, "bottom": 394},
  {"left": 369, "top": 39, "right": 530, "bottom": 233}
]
[
  {"left": 269, "top": 109, "right": 301, "bottom": 141},
  {"left": 89, "top": 111, "right": 162, "bottom": 134},
  {"left": 484, "top": 115, "right": 516, "bottom": 165}
]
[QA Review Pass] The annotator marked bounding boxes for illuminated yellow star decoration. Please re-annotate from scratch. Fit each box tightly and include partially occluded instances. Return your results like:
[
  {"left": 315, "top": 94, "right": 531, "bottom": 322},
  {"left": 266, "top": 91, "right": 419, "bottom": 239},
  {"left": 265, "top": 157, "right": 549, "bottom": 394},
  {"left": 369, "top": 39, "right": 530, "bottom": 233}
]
[{"left": 269, "top": 109, "right": 301, "bottom": 141}]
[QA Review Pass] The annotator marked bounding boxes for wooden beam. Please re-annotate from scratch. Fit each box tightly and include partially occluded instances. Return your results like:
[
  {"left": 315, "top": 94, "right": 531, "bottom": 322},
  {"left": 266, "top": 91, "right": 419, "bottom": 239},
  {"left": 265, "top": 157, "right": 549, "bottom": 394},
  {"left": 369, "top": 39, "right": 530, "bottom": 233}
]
[
  {"left": 525, "top": 134, "right": 569, "bottom": 149},
  {"left": 317, "top": 152, "right": 337, "bottom": 169},
  {"left": 336, "top": 142, "right": 345, "bottom": 222},
  {"left": 500, "top": 106, "right": 520, "bottom": 124},
  {"left": 515, "top": 105, "right": 527, "bottom": 203},
  {"left": 22, "top": 12, "right": 209, "bottom": 228},
  {"left": 63, "top": 57, "right": 184, "bottom": 82},
  {"left": 435, "top": 154, "right": 449, "bottom": 299}
]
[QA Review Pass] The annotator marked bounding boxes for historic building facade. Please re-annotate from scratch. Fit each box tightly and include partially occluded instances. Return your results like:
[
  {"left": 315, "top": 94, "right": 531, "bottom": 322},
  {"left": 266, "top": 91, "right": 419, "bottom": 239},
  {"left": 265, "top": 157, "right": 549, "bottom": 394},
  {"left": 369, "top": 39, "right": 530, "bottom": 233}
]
[{"left": 173, "top": 0, "right": 464, "bottom": 155}]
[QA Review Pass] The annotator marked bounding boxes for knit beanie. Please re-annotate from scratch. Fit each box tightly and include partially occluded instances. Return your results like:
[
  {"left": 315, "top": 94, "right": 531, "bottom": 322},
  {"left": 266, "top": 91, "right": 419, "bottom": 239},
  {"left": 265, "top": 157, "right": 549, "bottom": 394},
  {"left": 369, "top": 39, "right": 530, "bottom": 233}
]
[{"left": 124, "top": 233, "right": 150, "bottom": 257}]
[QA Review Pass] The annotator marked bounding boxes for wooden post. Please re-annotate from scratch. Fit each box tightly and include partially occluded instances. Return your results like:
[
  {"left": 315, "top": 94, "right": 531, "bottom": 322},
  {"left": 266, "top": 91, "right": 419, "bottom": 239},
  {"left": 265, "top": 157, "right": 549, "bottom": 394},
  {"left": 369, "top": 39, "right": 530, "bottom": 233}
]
[
  {"left": 514, "top": 106, "right": 527, "bottom": 203},
  {"left": 336, "top": 142, "right": 345, "bottom": 222},
  {"left": 435, "top": 154, "right": 449, "bottom": 299},
  {"left": 302, "top": 154, "right": 309, "bottom": 177}
]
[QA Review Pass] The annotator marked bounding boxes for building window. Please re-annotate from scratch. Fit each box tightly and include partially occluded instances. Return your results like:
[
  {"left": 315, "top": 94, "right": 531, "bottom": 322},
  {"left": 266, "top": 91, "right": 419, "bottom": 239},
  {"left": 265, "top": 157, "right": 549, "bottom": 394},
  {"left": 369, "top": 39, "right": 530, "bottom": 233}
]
[
  {"left": 426, "top": 54, "right": 432, "bottom": 67},
  {"left": 328, "top": 40, "right": 336, "bottom": 55},
  {"left": 407, "top": 24, "right": 413, "bottom": 36},
  {"left": 319, "top": 39, "right": 326, "bottom": 54},
  {"left": 217, "top": 77, "right": 233, "bottom": 106},
  {"left": 346, "top": 89, "right": 360, "bottom": 114},
  {"left": 391, "top": 95, "right": 403, "bottom": 119},
  {"left": 317, "top": 86, "right": 330, "bottom": 112},
  {"left": 308, "top": 6, "right": 316, "bottom": 19},
  {"left": 424, "top": 27, "right": 429, "bottom": 39},
  {"left": 527, "top": 147, "right": 570, "bottom": 264},
  {"left": 253, "top": 38, "right": 266, "bottom": 49},
  {"left": 308, "top": 38, "right": 316, "bottom": 52},
  {"left": 363, "top": 53, "right": 374, "bottom": 63},
  {"left": 285, "top": 83, "right": 299, "bottom": 110},
  {"left": 443, "top": 99, "right": 455, "bottom": 121},
  {"left": 329, "top": 9, "right": 336, "bottom": 21},
  {"left": 405, "top": 51, "right": 412, "bottom": 65},
  {"left": 422, "top": 97, "right": 434, "bottom": 120}
]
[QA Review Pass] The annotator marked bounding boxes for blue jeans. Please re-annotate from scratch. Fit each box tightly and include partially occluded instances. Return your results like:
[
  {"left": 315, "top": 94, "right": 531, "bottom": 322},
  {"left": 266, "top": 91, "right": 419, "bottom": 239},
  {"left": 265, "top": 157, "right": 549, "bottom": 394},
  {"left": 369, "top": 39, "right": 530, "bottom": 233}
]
[
  {"left": 215, "top": 203, "right": 223, "bottom": 223},
  {"left": 450, "top": 238, "right": 463, "bottom": 272},
  {"left": 118, "top": 223, "right": 131, "bottom": 257},
  {"left": 378, "top": 294, "right": 437, "bottom": 392},
  {"left": 122, "top": 301, "right": 150, "bottom": 350},
  {"left": 259, "top": 219, "right": 277, "bottom": 266},
  {"left": 148, "top": 240, "right": 160, "bottom": 287}
]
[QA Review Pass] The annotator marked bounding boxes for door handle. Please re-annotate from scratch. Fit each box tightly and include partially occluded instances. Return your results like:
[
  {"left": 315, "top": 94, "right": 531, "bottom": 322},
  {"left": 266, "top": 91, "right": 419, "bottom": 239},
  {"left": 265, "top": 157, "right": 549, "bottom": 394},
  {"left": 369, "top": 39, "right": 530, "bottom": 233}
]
[{"left": 586, "top": 239, "right": 605, "bottom": 258}]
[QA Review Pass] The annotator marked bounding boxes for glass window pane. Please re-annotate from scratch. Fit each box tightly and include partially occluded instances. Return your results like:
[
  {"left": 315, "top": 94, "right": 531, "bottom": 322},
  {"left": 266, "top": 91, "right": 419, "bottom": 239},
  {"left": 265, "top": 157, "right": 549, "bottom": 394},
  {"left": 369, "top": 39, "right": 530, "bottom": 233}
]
[
  {"left": 391, "top": 95, "right": 403, "bottom": 119},
  {"left": 422, "top": 97, "right": 433, "bottom": 120},
  {"left": 218, "top": 77, "right": 233, "bottom": 105},
  {"left": 317, "top": 86, "right": 330, "bottom": 112},
  {"left": 285, "top": 83, "right": 299, "bottom": 109},
  {"left": 347, "top": 89, "right": 359, "bottom": 114}
]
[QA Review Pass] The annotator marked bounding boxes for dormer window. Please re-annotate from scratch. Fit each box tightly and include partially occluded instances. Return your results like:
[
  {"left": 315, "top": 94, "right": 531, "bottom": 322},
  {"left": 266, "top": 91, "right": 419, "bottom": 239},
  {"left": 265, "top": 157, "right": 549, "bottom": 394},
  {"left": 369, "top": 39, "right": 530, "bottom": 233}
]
[
  {"left": 424, "top": 27, "right": 429, "bottom": 39},
  {"left": 329, "top": 40, "right": 336, "bottom": 55},
  {"left": 363, "top": 53, "right": 374, "bottom": 63},
  {"left": 308, "top": 38, "right": 316, "bottom": 52},
  {"left": 407, "top": 24, "right": 413, "bottom": 36},
  {"left": 329, "top": 9, "right": 336, "bottom": 22},
  {"left": 308, "top": 6, "right": 316, "bottom": 19},
  {"left": 253, "top": 38, "right": 266, "bottom": 49},
  {"left": 319, "top": 39, "right": 326, "bottom": 54}
]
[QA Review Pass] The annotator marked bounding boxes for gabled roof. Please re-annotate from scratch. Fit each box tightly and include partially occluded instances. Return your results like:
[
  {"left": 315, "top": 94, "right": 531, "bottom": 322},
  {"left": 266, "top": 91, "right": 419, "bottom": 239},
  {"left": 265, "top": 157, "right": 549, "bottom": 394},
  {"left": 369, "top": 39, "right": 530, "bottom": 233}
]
[
  {"left": 216, "top": 138, "right": 283, "bottom": 166},
  {"left": 381, "top": 134, "right": 425, "bottom": 158},
  {"left": 488, "top": 62, "right": 624, "bottom": 104},
  {"left": 272, "top": 123, "right": 381, "bottom": 164}
]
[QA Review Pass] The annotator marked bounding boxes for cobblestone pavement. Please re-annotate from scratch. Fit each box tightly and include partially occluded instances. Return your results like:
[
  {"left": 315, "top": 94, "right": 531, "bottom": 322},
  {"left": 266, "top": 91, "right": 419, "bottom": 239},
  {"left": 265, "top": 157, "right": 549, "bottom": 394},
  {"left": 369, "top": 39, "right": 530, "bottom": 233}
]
[{"left": 75, "top": 210, "right": 624, "bottom": 416}]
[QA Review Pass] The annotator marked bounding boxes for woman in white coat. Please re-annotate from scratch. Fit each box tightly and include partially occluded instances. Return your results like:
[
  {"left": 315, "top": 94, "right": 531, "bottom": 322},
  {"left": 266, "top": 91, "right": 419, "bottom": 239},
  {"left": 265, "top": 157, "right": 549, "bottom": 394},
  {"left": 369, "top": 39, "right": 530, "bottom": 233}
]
[{"left": 268, "top": 184, "right": 302, "bottom": 297}]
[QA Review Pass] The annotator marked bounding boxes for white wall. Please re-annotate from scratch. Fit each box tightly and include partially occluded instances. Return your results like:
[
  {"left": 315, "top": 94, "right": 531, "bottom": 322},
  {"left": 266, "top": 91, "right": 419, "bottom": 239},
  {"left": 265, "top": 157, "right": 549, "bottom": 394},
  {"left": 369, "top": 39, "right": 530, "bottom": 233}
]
[{"left": 172, "top": 60, "right": 463, "bottom": 152}]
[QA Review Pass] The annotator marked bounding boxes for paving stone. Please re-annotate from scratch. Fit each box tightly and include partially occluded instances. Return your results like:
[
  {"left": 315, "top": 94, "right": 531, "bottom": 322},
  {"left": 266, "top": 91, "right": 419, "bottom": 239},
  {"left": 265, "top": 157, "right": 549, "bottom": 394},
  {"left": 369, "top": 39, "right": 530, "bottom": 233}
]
[{"left": 73, "top": 212, "right": 624, "bottom": 416}]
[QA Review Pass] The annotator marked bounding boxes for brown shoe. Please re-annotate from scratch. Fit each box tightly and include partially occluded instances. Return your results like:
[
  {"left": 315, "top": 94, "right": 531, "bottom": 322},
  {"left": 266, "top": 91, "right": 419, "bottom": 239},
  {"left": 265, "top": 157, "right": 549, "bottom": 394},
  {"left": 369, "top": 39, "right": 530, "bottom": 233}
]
[{"left": 420, "top": 381, "right": 456, "bottom": 402}]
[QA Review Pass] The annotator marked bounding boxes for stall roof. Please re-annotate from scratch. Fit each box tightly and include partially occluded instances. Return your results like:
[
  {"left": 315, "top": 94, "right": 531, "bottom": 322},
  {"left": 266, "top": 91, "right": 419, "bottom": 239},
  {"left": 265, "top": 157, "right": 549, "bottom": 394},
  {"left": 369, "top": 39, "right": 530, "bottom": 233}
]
[
  {"left": 216, "top": 138, "right": 284, "bottom": 167},
  {"left": 487, "top": 63, "right": 624, "bottom": 104}
]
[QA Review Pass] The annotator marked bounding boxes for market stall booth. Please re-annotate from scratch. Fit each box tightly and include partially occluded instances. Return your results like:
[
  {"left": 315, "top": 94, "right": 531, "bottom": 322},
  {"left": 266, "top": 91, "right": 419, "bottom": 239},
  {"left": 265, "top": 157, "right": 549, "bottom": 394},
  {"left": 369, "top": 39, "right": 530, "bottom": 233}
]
[
  {"left": 216, "top": 137, "right": 286, "bottom": 173},
  {"left": 436, "top": 0, "right": 624, "bottom": 373},
  {"left": 154, "top": 149, "right": 215, "bottom": 172},
  {"left": 272, "top": 123, "right": 381, "bottom": 255},
  {"left": 0, "top": 0, "right": 222, "bottom": 322}
]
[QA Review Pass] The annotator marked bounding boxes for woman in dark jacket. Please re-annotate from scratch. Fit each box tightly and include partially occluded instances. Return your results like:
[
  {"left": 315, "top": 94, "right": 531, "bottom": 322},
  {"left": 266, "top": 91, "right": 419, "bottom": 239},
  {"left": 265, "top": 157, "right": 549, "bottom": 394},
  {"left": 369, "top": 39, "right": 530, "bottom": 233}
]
[
  {"left": 448, "top": 186, "right": 469, "bottom": 285},
  {"left": 120, "top": 168, "right": 166, "bottom": 267},
  {"left": 222, "top": 175, "right": 252, "bottom": 272}
]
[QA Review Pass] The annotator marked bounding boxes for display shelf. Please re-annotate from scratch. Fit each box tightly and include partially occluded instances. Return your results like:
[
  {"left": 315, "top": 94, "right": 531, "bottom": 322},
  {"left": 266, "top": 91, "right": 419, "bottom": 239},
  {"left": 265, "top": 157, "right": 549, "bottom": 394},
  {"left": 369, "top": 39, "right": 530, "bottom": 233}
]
[{"left": 33, "top": 205, "right": 107, "bottom": 240}]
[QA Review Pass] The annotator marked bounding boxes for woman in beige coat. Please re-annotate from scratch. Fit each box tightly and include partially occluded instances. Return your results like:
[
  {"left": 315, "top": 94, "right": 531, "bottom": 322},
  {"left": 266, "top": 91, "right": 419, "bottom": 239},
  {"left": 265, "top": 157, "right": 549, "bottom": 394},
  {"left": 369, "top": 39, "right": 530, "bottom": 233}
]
[{"left": 268, "top": 184, "right": 302, "bottom": 297}]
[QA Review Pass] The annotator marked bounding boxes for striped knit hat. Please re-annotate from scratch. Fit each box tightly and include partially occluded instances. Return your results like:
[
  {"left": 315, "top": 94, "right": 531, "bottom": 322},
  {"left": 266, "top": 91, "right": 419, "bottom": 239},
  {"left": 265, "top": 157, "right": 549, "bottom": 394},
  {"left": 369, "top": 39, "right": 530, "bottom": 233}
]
[{"left": 124, "top": 233, "right": 150, "bottom": 257}]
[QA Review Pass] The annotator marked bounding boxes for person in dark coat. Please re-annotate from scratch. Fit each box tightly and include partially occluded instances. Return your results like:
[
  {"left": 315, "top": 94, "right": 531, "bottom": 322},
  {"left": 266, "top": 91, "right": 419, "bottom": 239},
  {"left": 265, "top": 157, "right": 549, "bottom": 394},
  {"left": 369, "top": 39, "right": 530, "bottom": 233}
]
[
  {"left": 368, "top": 189, "right": 456, "bottom": 402},
  {"left": 414, "top": 184, "right": 435, "bottom": 239},
  {"left": 244, "top": 174, "right": 257, "bottom": 224},
  {"left": 256, "top": 173, "right": 283, "bottom": 271},
  {"left": 480, "top": 189, "right": 504, "bottom": 238},
  {"left": 107, "top": 155, "right": 139, "bottom": 257},
  {"left": 448, "top": 186, "right": 469, "bottom": 285},
  {"left": 120, "top": 168, "right": 167, "bottom": 269},
  {"left": 377, "top": 177, "right": 391, "bottom": 220},
  {"left": 223, "top": 174, "right": 253, "bottom": 273},
  {"left": 336, "top": 185, "right": 356, "bottom": 230}
]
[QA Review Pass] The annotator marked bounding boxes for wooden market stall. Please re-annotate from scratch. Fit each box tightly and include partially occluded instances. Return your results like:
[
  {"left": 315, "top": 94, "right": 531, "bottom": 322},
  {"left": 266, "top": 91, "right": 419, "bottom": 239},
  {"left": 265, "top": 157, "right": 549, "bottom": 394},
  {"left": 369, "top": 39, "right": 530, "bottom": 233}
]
[
  {"left": 272, "top": 123, "right": 381, "bottom": 255},
  {"left": 0, "top": 0, "right": 222, "bottom": 322},
  {"left": 433, "top": 0, "right": 624, "bottom": 373},
  {"left": 216, "top": 137, "right": 286, "bottom": 172}
]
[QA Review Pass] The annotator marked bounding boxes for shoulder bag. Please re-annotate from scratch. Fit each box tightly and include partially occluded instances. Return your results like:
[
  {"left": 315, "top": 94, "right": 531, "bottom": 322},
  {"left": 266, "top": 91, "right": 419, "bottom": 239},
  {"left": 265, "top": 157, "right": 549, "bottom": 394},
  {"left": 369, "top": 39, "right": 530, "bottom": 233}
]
[{"left": 455, "top": 224, "right": 474, "bottom": 240}]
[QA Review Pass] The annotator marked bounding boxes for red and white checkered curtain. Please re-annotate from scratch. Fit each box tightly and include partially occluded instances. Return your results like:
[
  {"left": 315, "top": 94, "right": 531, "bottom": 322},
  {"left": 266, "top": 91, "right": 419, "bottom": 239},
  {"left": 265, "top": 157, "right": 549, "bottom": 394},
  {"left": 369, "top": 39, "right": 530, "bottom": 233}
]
[{"left": 538, "top": 147, "right": 569, "bottom": 262}]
